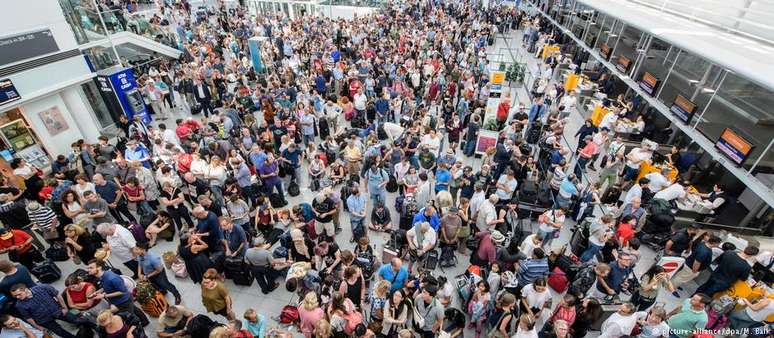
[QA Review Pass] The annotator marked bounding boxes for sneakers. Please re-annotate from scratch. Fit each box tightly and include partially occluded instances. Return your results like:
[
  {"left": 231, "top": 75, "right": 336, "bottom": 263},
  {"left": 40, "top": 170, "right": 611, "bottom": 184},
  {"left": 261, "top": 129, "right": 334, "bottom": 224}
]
[{"left": 671, "top": 291, "right": 681, "bottom": 298}]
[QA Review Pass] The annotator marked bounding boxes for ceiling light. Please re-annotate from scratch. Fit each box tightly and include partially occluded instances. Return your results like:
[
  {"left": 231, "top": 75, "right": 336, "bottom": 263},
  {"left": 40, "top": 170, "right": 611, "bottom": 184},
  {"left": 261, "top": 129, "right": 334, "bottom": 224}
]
[
  {"left": 701, "top": 87, "right": 716, "bottom": 93},
  {"left": 589, "top": 22, "right": 597, "bottom": 25},
  {"left": 688, "top": 79, "right": 699, "bottom": 84},
  {"left": 609, "top": 34, "right": 618, "bottom": 37}
]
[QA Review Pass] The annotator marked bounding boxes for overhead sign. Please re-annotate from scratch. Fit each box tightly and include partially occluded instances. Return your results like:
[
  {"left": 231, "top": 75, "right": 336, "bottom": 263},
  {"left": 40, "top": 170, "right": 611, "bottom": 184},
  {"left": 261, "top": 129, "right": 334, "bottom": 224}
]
[
  {"left": 669, "top": 94, "right": 698, "bottom": 124},
  {"left": 716, "top": 128, "right": 755, "bottom": 166},
  {"left": 638, "top": 72, "right": 659, "bottom": 96},
  {"left": 0, "top": 29, "right": 59, "bottom": 67},
  {"left": 0, "top": 79, "right": 21, "bottom": 106}
]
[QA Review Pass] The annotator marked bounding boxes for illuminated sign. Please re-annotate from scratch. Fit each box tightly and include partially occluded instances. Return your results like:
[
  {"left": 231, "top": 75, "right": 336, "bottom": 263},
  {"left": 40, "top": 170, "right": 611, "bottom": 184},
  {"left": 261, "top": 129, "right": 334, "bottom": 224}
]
[
  {"left": 616, "top": 55, "right": 631, "bottom": 73},
  {"left": 669, "top": 95, "right": 697, "bottom": 124},
  {"left": 638, "top": 72, "right": 659, "bottom": 96},
  {"left": 600, "top": 43, "right": 610, "bottom": 60},
  {"left": 716, "top": 128, "right": 754, "bottom": 166}
]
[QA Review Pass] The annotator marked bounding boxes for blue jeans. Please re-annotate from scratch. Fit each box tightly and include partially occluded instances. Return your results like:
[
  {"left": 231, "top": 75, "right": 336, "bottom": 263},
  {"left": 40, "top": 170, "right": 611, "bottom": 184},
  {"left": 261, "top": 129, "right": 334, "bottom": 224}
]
[
  {"left": 579, "top": 242, "right": 602, "bottom": 262},
  {"left": 40, "top": 311, "right": 93, "bottom": 338},
  {"left": 575, "top": 157, "right": 589, "bottom": 179},
  {"left": 369, "top": 189, "right": 386, "bottom": 206},
  {"left": 264, "top": 180, "right": 285, "bottom": 201},
  {"left": 149, "top": 269, "right": 180, "bottom": 298},
  {"left": 540, "top": 228, "right": 558, "bottom": 248},
  {"left": 464, "top": 139, "right": 476, "bottom": 156}
]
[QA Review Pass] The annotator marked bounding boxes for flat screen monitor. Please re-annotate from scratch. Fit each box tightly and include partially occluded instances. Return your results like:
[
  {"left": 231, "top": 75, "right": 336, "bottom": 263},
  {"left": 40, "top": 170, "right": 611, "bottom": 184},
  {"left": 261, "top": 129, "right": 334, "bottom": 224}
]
[
  {"left": 616, "top": 55, "right": 631, "bottom": 73},
  {"left": 600, "top": 43, "right": 611, "bottom": 60},
  {"left": 639, "top": 72, "right": 659, "bottom": 96},
  {"left": 669, "top": 94, "right": 697, "bottom": 124},
  {"left": 715, "top": 128, "right": 754, "bottom": 166}
]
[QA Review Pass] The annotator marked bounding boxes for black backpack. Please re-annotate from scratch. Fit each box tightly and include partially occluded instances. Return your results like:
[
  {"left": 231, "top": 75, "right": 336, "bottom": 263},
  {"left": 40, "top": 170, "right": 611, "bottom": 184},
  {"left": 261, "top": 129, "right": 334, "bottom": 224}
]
[
  {"left": 288, "top": 181, "right": 300, "bottom": 197},
  {"left": 439, "top": 245, "right": 457, "bottom": 268},
  {"left": 45, "top": 242, "right": 69, "bottom": 262}
]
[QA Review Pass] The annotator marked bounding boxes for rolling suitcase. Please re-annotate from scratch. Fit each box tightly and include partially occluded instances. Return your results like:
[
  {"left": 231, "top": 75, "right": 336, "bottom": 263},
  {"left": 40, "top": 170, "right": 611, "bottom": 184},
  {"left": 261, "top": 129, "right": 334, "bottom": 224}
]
[
  {"left": 224, "top": 257, "right": 253, "bottom": 286},
  {"left": 31, "top": 259, "right": 62, "bottom": 283},
  {"left": 569, "top": 219, "right": 590, "bottom": 257},
  {"left": 423, "top": 249, "right": 440, "bottom": 271}
]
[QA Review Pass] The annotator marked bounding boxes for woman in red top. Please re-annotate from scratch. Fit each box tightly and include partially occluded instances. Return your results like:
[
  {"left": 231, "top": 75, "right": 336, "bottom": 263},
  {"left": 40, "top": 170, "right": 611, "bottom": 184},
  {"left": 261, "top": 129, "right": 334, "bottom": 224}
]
[
  {"left": 123, "top": 176, "right": 154, "bottom": 216},
  {"left": 615, "top": 214, "right": 637, "bottom": 248},
  {"left": 0, "top": 228, "right": 37, "bottom": 269},
  {"left": 65, "top": 274, "right": 105, "bottom": 318}
]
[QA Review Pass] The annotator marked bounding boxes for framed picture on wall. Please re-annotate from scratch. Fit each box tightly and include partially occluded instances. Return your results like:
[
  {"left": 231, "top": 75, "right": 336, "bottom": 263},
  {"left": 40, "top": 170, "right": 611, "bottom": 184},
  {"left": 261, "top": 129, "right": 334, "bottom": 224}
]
[{"left": 38, "top": 106, "right": 69, "bottom": 136}]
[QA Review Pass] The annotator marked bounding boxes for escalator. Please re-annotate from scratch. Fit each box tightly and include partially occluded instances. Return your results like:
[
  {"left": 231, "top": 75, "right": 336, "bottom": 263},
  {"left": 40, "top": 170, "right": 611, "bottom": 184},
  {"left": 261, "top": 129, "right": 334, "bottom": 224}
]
[{"left": 81, "top": 31, "right": 181, "bottom": 71}]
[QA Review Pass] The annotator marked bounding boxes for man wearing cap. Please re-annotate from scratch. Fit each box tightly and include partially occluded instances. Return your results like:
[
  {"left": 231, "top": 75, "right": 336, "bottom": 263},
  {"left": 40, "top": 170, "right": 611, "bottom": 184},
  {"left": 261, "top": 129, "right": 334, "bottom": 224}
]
[
  {"left": 0, "top": 227, "right": 37, "bottom": 270},
  {"left": 472, "top": 230, "right": 504, "bottom": 266},
  {"left": 244, "top": 238, "right": 280, "bottom": 294}
]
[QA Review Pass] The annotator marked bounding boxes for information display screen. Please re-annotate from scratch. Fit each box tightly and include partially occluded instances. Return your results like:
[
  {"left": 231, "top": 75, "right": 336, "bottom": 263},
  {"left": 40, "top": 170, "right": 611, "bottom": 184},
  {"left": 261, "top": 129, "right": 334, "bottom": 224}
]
[
  {"left": 639, "top": 72, "right": 659, "bottom": 96},
  {"left": 716, "top": 128, "right": 754, "bottom": 166},
  {"left": 616, "top": 55, "right": 631, "bottom": 73},
  {"left": 669, "top": 95, "right": 697, "bottom": 124}
]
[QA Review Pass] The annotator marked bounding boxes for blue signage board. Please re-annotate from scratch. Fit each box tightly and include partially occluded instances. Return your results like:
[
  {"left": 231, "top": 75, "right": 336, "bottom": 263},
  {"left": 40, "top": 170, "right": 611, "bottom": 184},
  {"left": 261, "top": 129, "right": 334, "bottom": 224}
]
[
  {"left": 0, "top": 79, "right": 21, "bottom": 106},
  {"left": 106, "top": 68, "right": 151, "bottom": 124},
  {"left": 248, "top": 37, "right": 265, "bottom": 73}
]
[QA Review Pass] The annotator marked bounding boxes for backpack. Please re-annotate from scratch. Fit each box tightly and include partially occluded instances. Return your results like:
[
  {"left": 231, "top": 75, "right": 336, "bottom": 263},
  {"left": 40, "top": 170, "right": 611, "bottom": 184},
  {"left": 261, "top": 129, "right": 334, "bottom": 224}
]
[
  {"left": 45, "top": 242, "right": 69, "bottom": 261},
  {"left": 186, "top": 315, "right": 221, "bottom": 338},
  {"left": 127, "top": 222, "right": 148, "bottom": 243},
  {"left": 547, "top": 267, "right": 569, "bottom": 293},
  {"left": 279, "top": 305, "right": 300, "bottom": 324},
  {"left": 288, "top": 181, "right": 300, "bottom": 197},
  {"left": 440, "top": 245, "right": 458, "bottom": 268},
  {"left": 569, "top": 263, "right": 596, "bottom": 297}
]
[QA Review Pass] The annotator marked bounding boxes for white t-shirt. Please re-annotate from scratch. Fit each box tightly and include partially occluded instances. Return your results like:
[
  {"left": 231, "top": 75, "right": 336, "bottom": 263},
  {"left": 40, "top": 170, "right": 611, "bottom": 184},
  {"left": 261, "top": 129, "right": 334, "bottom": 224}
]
[
  {"left": 624, "top": 184, "right": 643, "bottom": 204},
  {"left": 645, "top": 172, "right": 670, "bottom": 192},
  {"left": 653, "top": 183, "right": 686, "bottom": 201},
  {"left": 496, "top": 176, "right": 518, "bottom": 201},
  {"left": 520, "top": 234, "right": 541, "bottom": 258},
  {"left": 476, "top": 201, "right": 497, "bottom": 230},
  {"left": 598, "top": 312, "right": 638, "bottom": 338},
  {"left": 107, "top": 225, "right": 137, "bottom": 263},
  {"left": 625, "top": 148, "right": 651, "bottom": 169},
  {"left": 353, "top": 93, "right": 367, "bottom": 111},
  {"left": 407, "top": 225, "right": 437, "bottom": 250},
  {"left": 521, "top": 284, "right": 551, "bottom": 309},
  {"left": 538, "top": 210, "right": 565, "bottom": 233}
]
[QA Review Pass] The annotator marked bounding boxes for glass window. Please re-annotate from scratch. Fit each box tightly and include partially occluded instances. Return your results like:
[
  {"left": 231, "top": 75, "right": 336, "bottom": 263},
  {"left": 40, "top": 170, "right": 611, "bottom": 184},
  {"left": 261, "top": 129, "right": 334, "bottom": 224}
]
[{"left": 80, "top": 82, "right": 116, "bottom": 129}]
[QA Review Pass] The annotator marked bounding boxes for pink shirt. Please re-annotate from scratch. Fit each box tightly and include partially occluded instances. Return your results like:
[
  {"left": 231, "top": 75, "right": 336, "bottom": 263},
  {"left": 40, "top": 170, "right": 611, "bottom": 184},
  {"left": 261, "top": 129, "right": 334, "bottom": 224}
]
[{"left": 298, "top": 306, "right": 325, "bottom": 338}]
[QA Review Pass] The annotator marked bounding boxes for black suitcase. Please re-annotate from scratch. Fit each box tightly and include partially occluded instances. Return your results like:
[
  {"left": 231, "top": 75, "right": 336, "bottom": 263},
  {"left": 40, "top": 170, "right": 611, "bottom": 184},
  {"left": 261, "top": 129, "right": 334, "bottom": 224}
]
[
  {"left": 31, "top": 259, "right": 62, "bottom": 283},
  {"left": 439, "top": 245, "right": 457, "bottom": 268},
  {"left": 423, "top": 249, "right": 440, "bottom": 271},
  {"left": 569, "top": 223, "right": 589, "bottom": 258},
  {"left": 224, "top": 257, "right": 252, "bottom": 286},
  {"left": 45, "top": 242, "right": 69, "bottom": 262}
]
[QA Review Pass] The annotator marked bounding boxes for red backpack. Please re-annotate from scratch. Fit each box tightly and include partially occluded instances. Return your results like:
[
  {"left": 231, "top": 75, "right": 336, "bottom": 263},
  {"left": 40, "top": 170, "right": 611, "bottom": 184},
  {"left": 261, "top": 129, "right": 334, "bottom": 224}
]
[
  {"left": 279, "top": 305, "right": 300, "bottom": 324},
  {"left": 547, "top": 267, "right": 569, "bottom": 293}
]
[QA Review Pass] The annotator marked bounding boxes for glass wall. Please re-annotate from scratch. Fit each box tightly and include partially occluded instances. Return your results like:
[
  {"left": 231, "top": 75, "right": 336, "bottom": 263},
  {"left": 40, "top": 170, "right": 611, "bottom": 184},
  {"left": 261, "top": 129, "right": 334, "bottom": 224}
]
[{"left": 59, "top": 0, "right": 126, "bottom": 44}]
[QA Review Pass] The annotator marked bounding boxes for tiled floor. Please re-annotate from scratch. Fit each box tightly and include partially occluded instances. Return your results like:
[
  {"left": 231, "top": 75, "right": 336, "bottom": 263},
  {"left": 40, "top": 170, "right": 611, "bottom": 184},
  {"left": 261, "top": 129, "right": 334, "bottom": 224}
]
[{"left": 36, "top": 25, "right": 695, "bottom": 338}]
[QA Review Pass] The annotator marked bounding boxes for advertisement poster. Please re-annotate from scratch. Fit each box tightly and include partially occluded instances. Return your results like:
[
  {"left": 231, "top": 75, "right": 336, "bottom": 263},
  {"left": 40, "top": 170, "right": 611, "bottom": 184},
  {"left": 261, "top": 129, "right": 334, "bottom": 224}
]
[
  {"left": 475, "top": 130, "right": 499, "bottom": 155},
  {"left": 483, "top": 97, "right": 500, "bottom": 128},
  {"left": 38, "top": 106, "right": 69, "bottom": 136}
]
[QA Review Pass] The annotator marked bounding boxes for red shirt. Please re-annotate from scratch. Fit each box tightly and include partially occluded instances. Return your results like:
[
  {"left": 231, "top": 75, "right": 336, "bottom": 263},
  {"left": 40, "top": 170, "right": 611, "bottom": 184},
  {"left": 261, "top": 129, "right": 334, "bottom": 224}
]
[
  {"left": 233, "top": 329, "right": 253, "bottom": 338},
  {"left": 0, "top": 230, "right": 33, "bottom": 253},
  {"left": 175, "top": 125, "right": 192, "bottom": 139},
  {"left": 616, "top": 222, "right": 635, "bottom": 247},
  {"left": 475, "top": 232, "right": 497, "bottom": 264}
]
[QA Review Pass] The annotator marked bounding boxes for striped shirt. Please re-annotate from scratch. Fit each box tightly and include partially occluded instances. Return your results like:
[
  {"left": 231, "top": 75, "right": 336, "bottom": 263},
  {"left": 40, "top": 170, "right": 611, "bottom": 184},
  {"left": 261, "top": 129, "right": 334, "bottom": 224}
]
[
  {"left": 27, "top": 206, "right": 57, "bottom": 231},
  {"left": 518, "top": 258, "right": 549, "bottom": 286}
]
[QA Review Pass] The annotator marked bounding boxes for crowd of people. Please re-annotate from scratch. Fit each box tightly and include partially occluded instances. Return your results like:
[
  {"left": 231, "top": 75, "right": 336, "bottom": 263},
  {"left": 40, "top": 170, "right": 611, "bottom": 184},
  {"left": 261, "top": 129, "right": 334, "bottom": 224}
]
[{"left": 0, "top": 0, "right": 772, "bottom": 338}]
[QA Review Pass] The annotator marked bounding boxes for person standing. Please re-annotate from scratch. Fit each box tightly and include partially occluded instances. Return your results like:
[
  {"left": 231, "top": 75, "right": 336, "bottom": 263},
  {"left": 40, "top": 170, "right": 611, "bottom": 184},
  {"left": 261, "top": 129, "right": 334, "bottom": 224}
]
[
  {"left": 346, "top": 186, "right": 367, "bottom": 242},
  {"left": 413, "top": 284, "right": 445, "bottom": 338},
  {"left": 132, "top": 243, "right": 182, "bottom": 305},
  {"left": 95, "top": 223, "right": 138, "bottom": 278},
  {"left": 87, "top": 260, "right": 149, "bottom": 327},
  {"left": 666, "top": 294, "right": 711, "bottom": 338},
  {"left": 695, "top": 245, "right": 757, "bottom": 297},
  {"left": 244, "top": 238, "right": 279, "bottom": 294},
  {"left": 200, "top": 268, "right": 235, "bottom": 320},
  {"left": 670, "top": 235, "right": 722, "bottom": 298}
]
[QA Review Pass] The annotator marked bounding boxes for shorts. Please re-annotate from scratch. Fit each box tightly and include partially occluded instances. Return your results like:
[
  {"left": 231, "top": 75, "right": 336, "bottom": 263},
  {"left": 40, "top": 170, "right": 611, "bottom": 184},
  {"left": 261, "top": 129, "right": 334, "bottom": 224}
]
[
  {"left": 314, "top": 221, "right": 335, "bottom": 237},
  {"left": 212, "top": 307, "right": 230, "bottom": 318}
]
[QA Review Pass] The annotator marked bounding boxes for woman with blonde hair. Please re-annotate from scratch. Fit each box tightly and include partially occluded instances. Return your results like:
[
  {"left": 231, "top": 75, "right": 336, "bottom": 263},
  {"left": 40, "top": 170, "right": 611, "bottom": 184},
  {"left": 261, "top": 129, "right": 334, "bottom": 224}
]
[
  {"left": 206, "top": 155, "right": 227, "bottom": 203},
  {"left": 435, "top": 190, "right": 453, "bottom": 214},
  {"left": 313, "top": 319, "right": 333, "bottom": 338},
  {"left": 64, "top": 222, "right": 96, "bottom": 264},
  {"left": 298, "top": 291, "right": 325, "bottom": 338},
  {"left": 369, "top": 280, "right": 391, "bottom": 322},
  {"left": 97, "top": 309, "right": 143, "bottom": 338}
]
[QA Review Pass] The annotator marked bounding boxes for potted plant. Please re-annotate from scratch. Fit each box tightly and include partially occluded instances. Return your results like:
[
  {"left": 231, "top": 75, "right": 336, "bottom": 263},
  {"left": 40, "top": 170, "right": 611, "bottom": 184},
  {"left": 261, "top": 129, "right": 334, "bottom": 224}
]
[{"left": 506, "top": 63, "right": 526, "bottom": 86}]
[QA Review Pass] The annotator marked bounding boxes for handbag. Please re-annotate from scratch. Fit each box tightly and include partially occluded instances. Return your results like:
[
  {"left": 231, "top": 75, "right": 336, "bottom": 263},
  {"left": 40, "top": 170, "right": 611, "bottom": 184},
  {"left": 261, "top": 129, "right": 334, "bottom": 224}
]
[{"left": 412, "top": 304, "right": 426, "bottom": 329}]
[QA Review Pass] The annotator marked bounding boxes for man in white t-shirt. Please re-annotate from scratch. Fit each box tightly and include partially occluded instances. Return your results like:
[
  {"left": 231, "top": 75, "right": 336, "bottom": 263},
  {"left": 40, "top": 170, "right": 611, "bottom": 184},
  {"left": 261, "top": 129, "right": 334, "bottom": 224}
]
[
  {"left": 519, "top": 233, "right": 544, "bottom": 262},
  {"left": 475, "top": 194, "right": 499, "bottom": 231},
  {"left": 599, "top": 302, "right": 639, "bottom": 338},
  {"left": 623, "top": 147, "right": 653, "bottom": 182},
  {"left": 495, "top": 170, "right": 519, "bottom": 202},
  {"left": 353, "top": 88, "right": 367, "bottom": 112},
  {"left": 95, "top": 222, "right": 138, "bottom": 279},
  {"left": 645, "top": 169, "right": 671, "bottom": 192},
  {"left": 653, "top": 182, "right": 688, "bottom": 202},
  {"left": 520, "top": 280, "right": 551, "bottom": 316}
]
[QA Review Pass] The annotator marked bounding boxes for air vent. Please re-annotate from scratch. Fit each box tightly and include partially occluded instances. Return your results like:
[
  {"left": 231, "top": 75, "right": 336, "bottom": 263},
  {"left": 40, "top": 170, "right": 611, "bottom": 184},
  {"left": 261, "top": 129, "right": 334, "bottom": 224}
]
[{"left": 0, "top": 49, "right": 82, "bottom": 78}]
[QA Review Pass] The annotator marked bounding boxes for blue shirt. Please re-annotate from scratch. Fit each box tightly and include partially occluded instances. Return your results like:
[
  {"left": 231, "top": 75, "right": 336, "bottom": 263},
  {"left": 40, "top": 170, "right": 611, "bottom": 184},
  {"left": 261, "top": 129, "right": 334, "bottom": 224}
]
[
  {"left": 684, "top": 241, "right": 712, "bottom": 271},
  {"left": 243, "top": 315, "right": 267, "bottom": 338},
  {"left": 518, "top": 258, "right": 549, "bottom": 286},
  {"left": 249, "top": 151, "right": 267, "bottom": 169},
  {"left": 528, "top": 103, "right": 546, "bottom": 123},
  {"left": 347, "top": 193, "right": 367, "bottom": 221},
  {"left": 224, "top": 225, "right": 247, "bottom": 257},
  {"left": 378, "top": 264, "right": 409, "bottom": 292},
  {"left": 136, "top": 252, "right": 163, "bottom": 275},
  {"left": 281, "top": 148, "right": 303, "bottom": 168},
  {"left": 95, "top": 181, "right": 120, "bottom": 204},
  {"left": 15, "top": 285, "right": 61, "bottom": 324},
  {"left": 559, "top": 178, "right": 579, "bottom": 197},
  {"left": 603, "top": 262, "right": 632, "bottom": 293},
  {"left": 100, "top": 270, "right": 131, "bottom": 305},
  {"left": 366, "top": 169, "right": 388, "bottom": 193},
  {"left": 124, "top": 147, "right": 151, "bottom": 168},
  {"left": 435, "top": 169, "right": 451, "bottom": 192},
  {"left": 375, "top": 98, "right": 390, "bottom": 115},
  {"left": 315, "top": 75, "right": 327, "bottom": 93},
  {"left": 196, "top": 211, "right": 223, "bottom": 249},
  {"left": 412, "top": 209, "right": 441, "bottom": 231}
]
